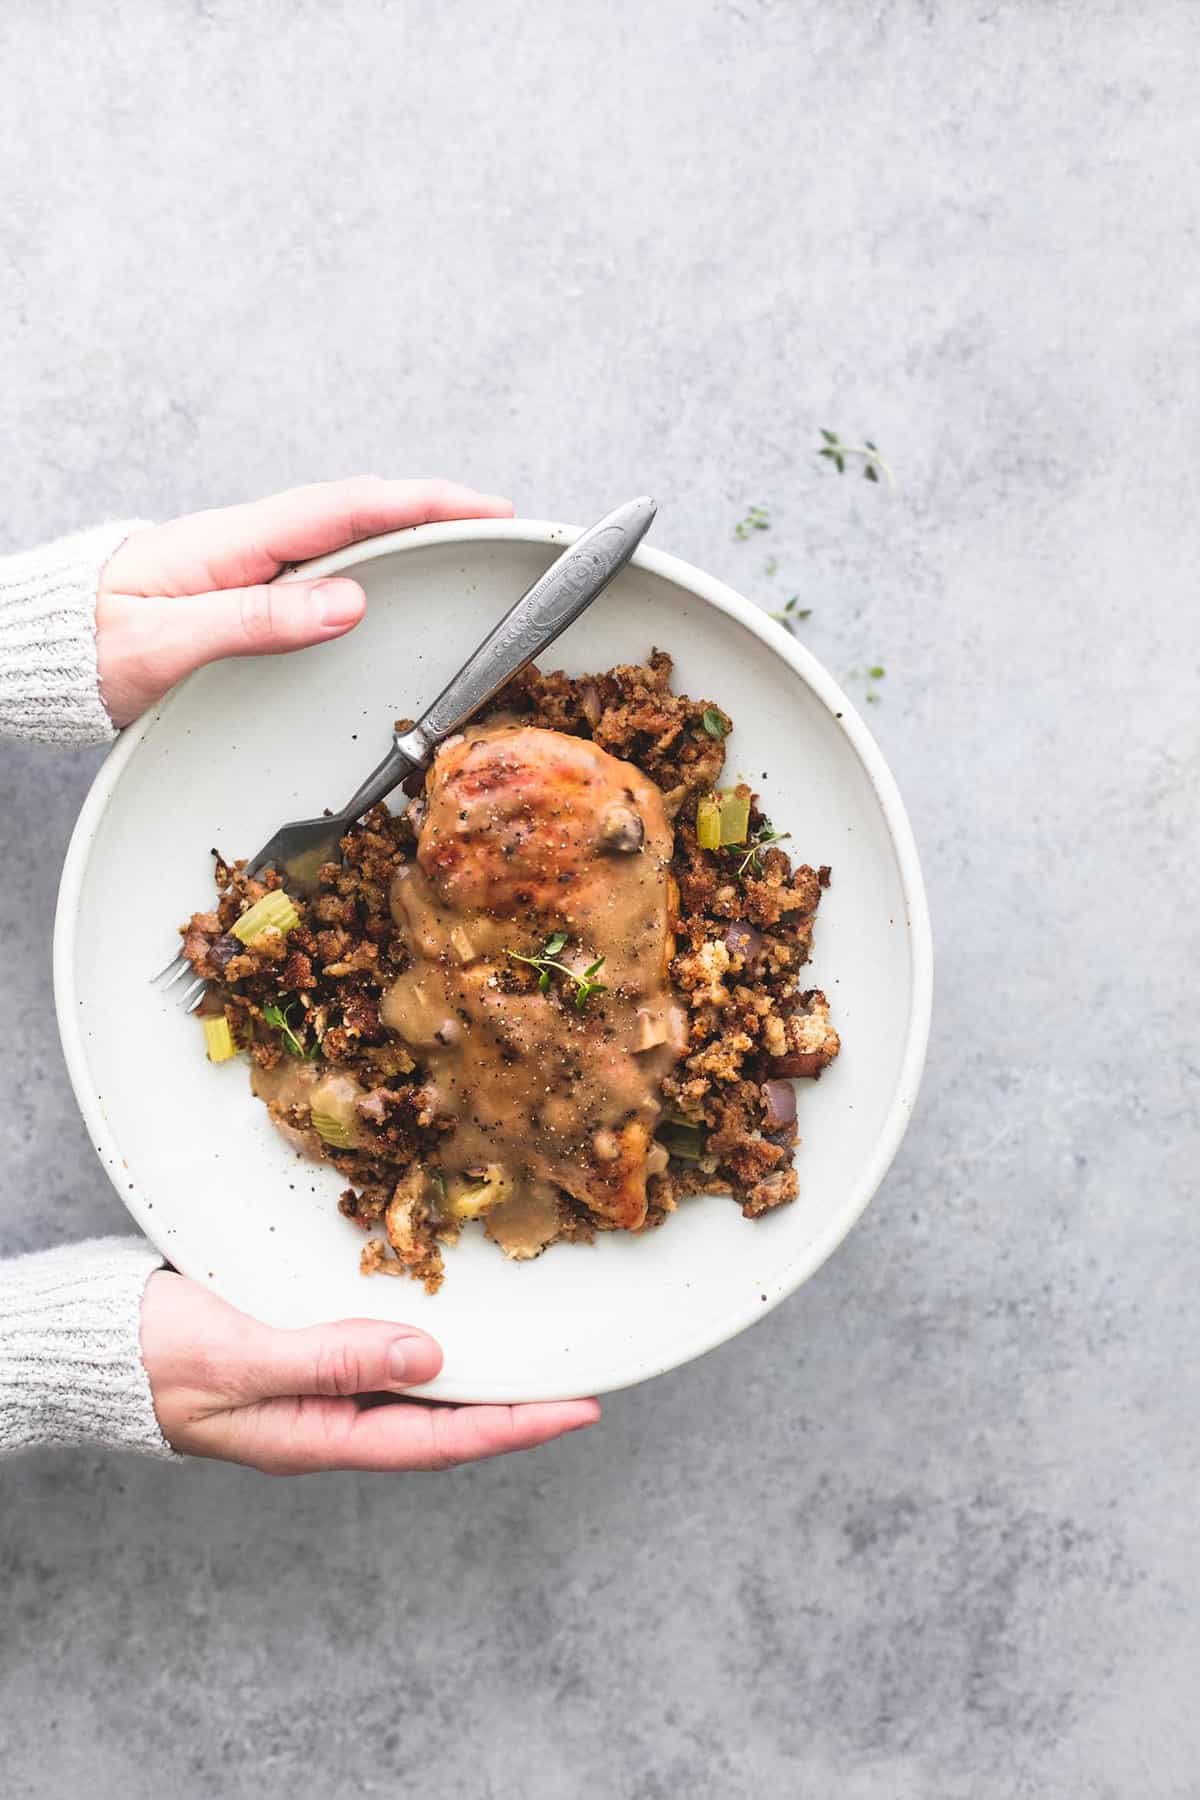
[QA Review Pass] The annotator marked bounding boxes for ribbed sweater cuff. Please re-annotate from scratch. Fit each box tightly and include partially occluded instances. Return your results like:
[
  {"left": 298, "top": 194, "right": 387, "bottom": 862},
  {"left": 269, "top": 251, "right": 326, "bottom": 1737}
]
[
  {"left": 0, "top": 1237, "right": 176, "bottom": 1459},
  {"left": 0, "top": 520, "right": 151, "bottom": 745}
]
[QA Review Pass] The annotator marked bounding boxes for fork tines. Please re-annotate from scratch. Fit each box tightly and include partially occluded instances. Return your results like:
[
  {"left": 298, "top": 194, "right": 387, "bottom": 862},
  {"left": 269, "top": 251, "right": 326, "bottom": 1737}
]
[{"left": 153, "top": 953, "right": 209, "bottom": 1012}]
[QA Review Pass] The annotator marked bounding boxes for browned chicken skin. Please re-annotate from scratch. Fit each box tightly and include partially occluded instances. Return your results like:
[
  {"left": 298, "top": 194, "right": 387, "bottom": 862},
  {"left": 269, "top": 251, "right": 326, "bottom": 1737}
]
[
  {"left": 421, "top": 725, "right": 663, "bottom": 931},
  {"left": 381, "top": 725, "right": 685, "bottom": 1237}
]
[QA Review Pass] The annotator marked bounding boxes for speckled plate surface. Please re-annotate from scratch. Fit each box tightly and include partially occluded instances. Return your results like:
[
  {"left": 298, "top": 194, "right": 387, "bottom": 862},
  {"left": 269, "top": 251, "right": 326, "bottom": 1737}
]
[{"left": 53, "top": 520, "right": 932, "bottom": 1402}]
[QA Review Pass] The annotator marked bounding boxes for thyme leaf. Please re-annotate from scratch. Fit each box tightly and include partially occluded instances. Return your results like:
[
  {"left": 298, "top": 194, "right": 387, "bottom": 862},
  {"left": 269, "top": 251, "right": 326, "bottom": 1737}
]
[
  {"left": 262, "top": 1000, "right": 319, "bottom": 1060},
  {"left": 735, "top": 820, "right": 792, "bottom": 878},
  {"left": 507, "top": 936, "right": 608, "bottom": 1010},
  {"left": 818, "top": 429, "right": 893, "bottom": 487},
  {"left": 733, "top": 503, "right": 771, "bottom": 539}
]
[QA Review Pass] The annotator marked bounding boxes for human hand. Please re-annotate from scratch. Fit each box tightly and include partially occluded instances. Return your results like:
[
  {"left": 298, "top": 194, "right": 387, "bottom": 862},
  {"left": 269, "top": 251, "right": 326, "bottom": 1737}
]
[
  {"left": 96, "top": 476, "right": 513, "bottom": 727},
  {"left": 140, "top": 1270, "right": 599, "bottom": 1474}
]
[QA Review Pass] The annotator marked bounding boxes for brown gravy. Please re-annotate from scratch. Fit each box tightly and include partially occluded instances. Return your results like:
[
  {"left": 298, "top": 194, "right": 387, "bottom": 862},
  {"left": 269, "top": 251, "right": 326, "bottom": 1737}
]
[{"left": 381, "top": 724, "right": 684, "bottom": 1230}]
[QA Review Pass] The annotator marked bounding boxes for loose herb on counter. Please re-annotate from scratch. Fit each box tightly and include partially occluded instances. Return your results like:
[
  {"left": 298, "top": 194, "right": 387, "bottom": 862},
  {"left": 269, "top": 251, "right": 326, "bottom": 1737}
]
[
  {"left": 732, "top": 503, "right": 770, "bottom": 540},
  {"left": 770, "top": 594, "right": 813, "bottom": 632},
  {"left": 818, "top": 429, "right": 893, "bottom": 486}
]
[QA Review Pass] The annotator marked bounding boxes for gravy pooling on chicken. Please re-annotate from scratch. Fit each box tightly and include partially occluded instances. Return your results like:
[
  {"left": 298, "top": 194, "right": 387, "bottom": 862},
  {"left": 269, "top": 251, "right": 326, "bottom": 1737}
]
[{"left": 380, "top": 724, "right": 686, "bottom": 1240}]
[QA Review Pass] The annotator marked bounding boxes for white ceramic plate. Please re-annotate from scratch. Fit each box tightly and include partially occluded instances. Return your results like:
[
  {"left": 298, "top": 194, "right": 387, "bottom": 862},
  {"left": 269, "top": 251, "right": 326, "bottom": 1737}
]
[{"left": 54, "top": 520, "right": 932, "bottom": 1402}]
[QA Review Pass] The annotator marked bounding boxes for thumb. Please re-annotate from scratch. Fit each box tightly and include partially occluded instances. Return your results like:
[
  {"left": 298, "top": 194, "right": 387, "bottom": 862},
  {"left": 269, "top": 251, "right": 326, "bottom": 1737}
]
[
  {"left": 97, "top": 577, "right": 367, "bottom": 724},
  {"left": 241, "top": 1317, "right": 444, "bottom": 1401}
]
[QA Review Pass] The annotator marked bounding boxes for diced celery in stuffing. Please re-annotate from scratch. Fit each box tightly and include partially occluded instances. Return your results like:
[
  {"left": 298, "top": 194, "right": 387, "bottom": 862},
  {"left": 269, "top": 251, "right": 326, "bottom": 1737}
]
[
  {"left": 444, "top": 1167, "right": 513, "bottom": 1220},
  {"left": 656, "top": 1120, "right": 704, "bottom": 1162},
  {"left": 717, "top": 787, "right": 751, "bottom": 846},
  {"left": 230, "top": 889, "right": 299, "bottom": 944},
  {"left": 203, "top": 1017, "right": 237, "bottom": 1063},
  {"left": 311, "top": 1111, "right": 356, "bottom": 1149},
  {"left": 696, "top": 794, "right": 721, "bottom": 851}
]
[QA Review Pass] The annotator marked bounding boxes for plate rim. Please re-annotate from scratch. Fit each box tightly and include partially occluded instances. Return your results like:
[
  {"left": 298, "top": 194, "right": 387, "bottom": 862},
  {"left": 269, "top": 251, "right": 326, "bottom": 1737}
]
[{"left": 53, "top": 517, "right": 933, "bottom": 1399}]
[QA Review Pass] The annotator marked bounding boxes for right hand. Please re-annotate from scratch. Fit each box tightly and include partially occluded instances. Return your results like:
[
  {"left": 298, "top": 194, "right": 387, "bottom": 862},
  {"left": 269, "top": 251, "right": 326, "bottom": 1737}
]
[{"left": 140, "top": 1270, "right": 599, "bottom": 1474}]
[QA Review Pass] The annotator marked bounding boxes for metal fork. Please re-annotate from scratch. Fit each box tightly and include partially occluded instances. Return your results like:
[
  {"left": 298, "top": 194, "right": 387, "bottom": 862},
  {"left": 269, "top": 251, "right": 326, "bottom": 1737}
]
[{"left": 154, "top": 496, "right": 657, "bottom": 1011}]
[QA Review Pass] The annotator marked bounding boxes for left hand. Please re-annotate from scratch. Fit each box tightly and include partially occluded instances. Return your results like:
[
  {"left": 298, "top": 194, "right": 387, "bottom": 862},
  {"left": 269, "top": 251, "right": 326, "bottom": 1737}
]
[
  {"left": 141, "top": 1270, "right": 600, "bottom": 1474},
  {"left": 96, "top": 475, "right": 513, "bottom": 726}
]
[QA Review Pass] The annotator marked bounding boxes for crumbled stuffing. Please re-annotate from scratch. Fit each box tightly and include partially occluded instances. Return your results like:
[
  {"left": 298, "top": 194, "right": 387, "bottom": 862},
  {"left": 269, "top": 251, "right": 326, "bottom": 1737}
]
[{"left": 180, "top": 651, "right": 839, "bottom": 1284}]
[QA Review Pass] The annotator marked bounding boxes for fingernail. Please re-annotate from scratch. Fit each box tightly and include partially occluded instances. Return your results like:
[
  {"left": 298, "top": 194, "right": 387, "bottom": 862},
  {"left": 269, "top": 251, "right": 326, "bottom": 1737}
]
[
  {"left": 387, "top": 1335, "right": 441, "bottom": 1388},
  {"left": 313, "top": 578, "right": 364, "bottom": 628}
]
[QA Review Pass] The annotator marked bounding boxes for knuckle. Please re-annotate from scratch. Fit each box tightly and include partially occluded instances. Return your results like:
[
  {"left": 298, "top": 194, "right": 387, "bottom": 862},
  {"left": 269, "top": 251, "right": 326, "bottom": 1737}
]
[
  {"left": 313, "top": 1340, "right": 361, "bottom": 1398},
  {"left": 422, "top": 476, "right": 458, "bottom": 507},
  {"left": 237, "top": 584, "right": 277, "bottom": 649},
  {"left": 342, "top": 471, "right": 389, "bottom": 517},
  {"left": 319, "top": 474, "right": 390, "bottom": 543},
  {"left": 428, "top": 1408, "right": 460, "bottom": 1472}
]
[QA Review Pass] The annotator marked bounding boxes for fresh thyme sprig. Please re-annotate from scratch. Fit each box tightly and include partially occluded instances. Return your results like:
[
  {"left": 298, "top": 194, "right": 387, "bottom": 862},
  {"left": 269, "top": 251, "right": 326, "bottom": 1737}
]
[
  {"left": 507, "top": 932, "right": 608, "bottom": 1011},
  {"left": 818, "top": 429, "right": 893, "bottom": 486},
  {"left": 733, "top": 503, "right": 770, "bottom": 540},
  {"left": 735, "top": 820, "right": 792, "bottom": 878},
  {"left": 262, "top": 1000, "right": 320, "bottom": 1059}
]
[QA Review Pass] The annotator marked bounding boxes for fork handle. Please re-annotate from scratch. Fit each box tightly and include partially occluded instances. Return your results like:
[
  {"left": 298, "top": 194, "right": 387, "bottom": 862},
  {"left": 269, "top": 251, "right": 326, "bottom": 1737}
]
[
  {"left": 393, "top": 496, "right": 656, "bottom": 768},
  {"left": 336, "top": 496, "right": 654, "bottom": 823}
]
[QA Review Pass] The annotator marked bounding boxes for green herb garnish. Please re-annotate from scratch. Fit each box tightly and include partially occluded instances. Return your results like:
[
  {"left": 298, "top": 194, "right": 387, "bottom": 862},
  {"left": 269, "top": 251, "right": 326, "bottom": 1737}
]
[
  {"left": 733, "top": 504, "right": 770, "bottom": 540},
  {"left": 507, "top": 935, "right": 608, "bottom": 1011},
  {"left": 701, "top": 707, "right": 729, "bottom": 741},
  {"left": 262, "top": 1000, "right": 319, "bottom": 1059},
  {"left": 736, "top": 819, "right": 792, "bottom": 878},
  {"left": 818, "top": 429, "right": 893, "bottom": 486}
]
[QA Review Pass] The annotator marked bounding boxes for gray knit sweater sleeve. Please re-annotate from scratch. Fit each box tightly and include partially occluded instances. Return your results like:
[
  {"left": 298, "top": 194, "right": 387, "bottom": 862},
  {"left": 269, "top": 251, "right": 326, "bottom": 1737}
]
[
  {"left": 0, "top": 519, "right": 149, "bottom": 743},
  {"left": 0, "top": 1240, "right": 175, "bottom": 1457},
  {"left": 1, "top": 523, "right": 173, "bottom": 1459}
]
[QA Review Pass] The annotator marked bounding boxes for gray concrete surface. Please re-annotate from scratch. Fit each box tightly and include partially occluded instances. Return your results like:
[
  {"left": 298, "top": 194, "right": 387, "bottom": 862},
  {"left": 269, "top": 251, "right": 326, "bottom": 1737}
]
[{"left": 2, "top": 2, "right": 1197, "bottom": 1794}]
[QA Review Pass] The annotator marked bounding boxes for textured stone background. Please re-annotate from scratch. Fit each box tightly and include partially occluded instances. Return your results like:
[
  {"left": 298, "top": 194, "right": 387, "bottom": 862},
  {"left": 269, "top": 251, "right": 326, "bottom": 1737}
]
[{"left": 1, "top": 3, "right": 1197, "bottom": 1795}]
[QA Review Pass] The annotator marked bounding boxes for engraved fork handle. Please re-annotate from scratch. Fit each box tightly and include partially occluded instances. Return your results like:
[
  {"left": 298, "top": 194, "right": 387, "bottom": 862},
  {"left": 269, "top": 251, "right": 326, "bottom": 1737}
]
[{"left": 339, "top": 496, "right": 656, "bottom": 818}]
